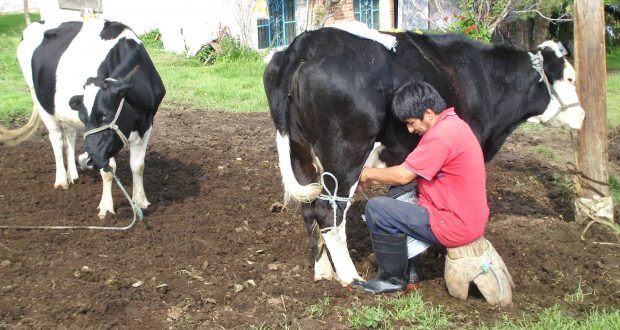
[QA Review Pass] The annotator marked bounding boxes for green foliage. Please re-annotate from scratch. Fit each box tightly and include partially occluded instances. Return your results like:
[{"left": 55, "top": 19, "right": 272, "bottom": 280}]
[
  {"left": 479, "top": 304, "right": 620, "bottom": 329},
  {"left": 528, "top": 146, "right": 556, "bottom": 160},
  {"left": 607, "top": 72, "right": 620, "bottom": 127},
  {"left": 347, "top": 304, "right": 388, "bottom": 329},
  {"left": 214, "top": 37, "right": 264, "bottom": 63},
  {"left": 305, "top": 296, "right": 332, "bottom": 319},
  {"left": 0, "top": 13, "right": 40, "bottom": 123},
  {"left": 347, "top": 293, "right": 451, "bottom": 329},
  {"left": 191, "top": 37, "right": 264, "bottom": 66},
  {"left": 446, "top": 13, "right": 491, "bottom": 42},
  {"left": 139, "top": 29, "right": 163, "bottom": 49},
  {"left": 610, "top": 174, "right": 620, "bottom": 205}
]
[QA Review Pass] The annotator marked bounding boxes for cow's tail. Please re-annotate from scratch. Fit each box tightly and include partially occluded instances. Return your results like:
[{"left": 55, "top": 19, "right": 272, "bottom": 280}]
[
  {"left": 0, "top": 107, "right": 40, "bottom": 146},
  {"left": 275, "top": 131, "right": 324, "bottom": 206}
]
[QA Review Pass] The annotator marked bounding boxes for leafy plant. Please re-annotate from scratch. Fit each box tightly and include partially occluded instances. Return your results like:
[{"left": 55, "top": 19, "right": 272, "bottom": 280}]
[
  {"left": 348, "top": 304, "right": 388, "bottom": 329},
  {"left": 139, "top": 29, "right": 163, "bottom": 49},
  {"left": 446, "top": 13, "right": 491, "bottom": 42}
]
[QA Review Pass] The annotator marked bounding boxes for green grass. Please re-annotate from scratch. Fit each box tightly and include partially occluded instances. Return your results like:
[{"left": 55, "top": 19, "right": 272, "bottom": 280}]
[
  {"left": 610, "top": 175, "right": 620, "bottom": 205},
  {"left": 606, "top": 48, "right": 620, "bottom": 71},
  {"left": 0, "top": 13, "right": 39, "bottom": 122},
  {"left": 479, "top": 305, "right": 620, "bottom": 330},
  {"left": 528, "top": 146, "right": 556, "bottom": 160},
  {"left": 148, "top": 46, "right": 268, "bottom": 112},
  {"left": 606, "top": 72, "right": 620, "bottom": 127}
]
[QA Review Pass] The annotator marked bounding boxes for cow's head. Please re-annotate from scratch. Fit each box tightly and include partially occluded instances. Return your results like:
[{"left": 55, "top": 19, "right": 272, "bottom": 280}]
[
  {"left": 70, "top": 68, "right": 138, "bottom": 170},
  {"left": 527, "top": 41, "right": 585, "bottom": 130}
]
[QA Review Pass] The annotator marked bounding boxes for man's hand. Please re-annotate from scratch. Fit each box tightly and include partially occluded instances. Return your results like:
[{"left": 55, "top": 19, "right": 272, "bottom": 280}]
[{"left": 356, "top": 167, "right": 369, "bottom": 193}]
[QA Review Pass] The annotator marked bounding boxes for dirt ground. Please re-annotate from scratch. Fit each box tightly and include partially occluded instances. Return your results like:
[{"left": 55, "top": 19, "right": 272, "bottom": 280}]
[{"left": 0, "top": 109, "right": 618, "bottom": 329}]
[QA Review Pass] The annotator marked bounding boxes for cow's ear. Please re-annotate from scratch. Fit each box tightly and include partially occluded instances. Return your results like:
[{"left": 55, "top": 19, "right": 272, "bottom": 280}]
[
  {"left": 111, "top": 82, "right": 135, "bottom": 98},
  {"left": 123, "top": 65, "right": 141, "bottom": 83},
  {"left": 69, "top": 95, "right": 84, "bottom": 111}
]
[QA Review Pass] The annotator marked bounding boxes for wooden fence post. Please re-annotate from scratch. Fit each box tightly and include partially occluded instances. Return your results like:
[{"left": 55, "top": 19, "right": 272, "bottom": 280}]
[{"left": 574, "top": 0, "right": 612, "bottom": 221}]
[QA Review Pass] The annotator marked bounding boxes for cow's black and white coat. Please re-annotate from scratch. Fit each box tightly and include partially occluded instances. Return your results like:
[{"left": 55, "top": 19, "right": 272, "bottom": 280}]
[
  {"left": 15, "top": 19, "right": 165, "bottom": 218},
  {"left": 263, "top": 28, "right": 585, "bottom": 285}
]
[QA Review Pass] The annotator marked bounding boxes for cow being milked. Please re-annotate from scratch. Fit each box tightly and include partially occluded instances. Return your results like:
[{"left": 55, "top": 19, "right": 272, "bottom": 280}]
[
  {"left": 0, "top": 20, "right": 165, "bottom": 219},
  {"left": 263, "top": 27, "right": 585, "bottom": 286}
]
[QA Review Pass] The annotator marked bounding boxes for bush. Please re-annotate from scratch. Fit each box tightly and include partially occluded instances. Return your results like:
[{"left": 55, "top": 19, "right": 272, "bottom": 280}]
[
  {"left": 192, "top": 37, "right": 263, "bottom": 65},
  {"left": 216, "top": 37, "right": 263, "bottom": 63},
  {"left": 139, "top": 29, "right": 163, "bottom": 49}
]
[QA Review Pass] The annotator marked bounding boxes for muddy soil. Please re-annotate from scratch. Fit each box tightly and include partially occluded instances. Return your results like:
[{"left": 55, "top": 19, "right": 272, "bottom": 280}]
[{"left": 1, "top": 109, "right": 618, "bottom": 329}]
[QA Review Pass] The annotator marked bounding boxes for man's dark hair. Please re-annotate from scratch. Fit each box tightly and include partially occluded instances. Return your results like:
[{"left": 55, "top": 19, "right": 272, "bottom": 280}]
[{"left": 391, "top": 81, "right": 447, "bottom": 121}]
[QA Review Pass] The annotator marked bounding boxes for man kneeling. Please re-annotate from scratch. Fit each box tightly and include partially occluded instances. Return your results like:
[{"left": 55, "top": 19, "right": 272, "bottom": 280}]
[{"left": 353, "top": 81, "right": 489, "bottom": 294}]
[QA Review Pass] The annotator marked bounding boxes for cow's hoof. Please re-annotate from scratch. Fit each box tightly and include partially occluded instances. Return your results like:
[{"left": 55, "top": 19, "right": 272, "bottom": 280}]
[
  {"left": 134, "top": 199, "right": 150, "bottom": 209},
  {"left": 67, "top": 172, "right": 79, "bottom": 184},
  {"left": 54, "top": 181, "right": 69, "bottom": 190},
  {"left": 98, "top": 206, "right": 115, "bottom": 219},
  {"left": 313, "top": 272, "right": 335, "bottom": 282}
]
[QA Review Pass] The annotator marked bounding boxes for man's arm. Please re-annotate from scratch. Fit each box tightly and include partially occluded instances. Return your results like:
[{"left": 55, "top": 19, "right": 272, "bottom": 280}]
[{"left": 359, "top": 165, "right": 417, "bottom": 189}]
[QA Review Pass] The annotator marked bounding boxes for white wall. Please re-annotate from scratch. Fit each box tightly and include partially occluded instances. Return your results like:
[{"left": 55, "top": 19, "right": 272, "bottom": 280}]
[
  {"left": 0, "top": 0, "right": 40, "bottom": 13},
  {"left": 39, "top": 0, "right": 261, "bottom": 54}
]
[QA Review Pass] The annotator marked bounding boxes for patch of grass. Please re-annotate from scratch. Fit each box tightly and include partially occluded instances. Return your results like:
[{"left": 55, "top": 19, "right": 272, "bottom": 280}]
[
  {"left": 147, "top": 45, "right": 268, "bottom": 112},
  {"left": 607, "top": 48, "right": 620, "bottom": 71},
  {"left": 529, "top": 146, "right": 556, "bottom": 159},
  {"left": 347, "top": 293, "right": 451, "bottom": 329},
  {"left": 610, "top": 174, "right": 620, "bottom": 205},
  {"left": 305, "top": 296, "right": 332, "bottom": 319},
  {"left": 0, "top": 13, "right": 40, "bottom": 122},
  {"left": 479, "top": 304, "right": 620, "bottom": 329},
  {"left": 607, "top": 72, "right": 620, "bottom": 127}
]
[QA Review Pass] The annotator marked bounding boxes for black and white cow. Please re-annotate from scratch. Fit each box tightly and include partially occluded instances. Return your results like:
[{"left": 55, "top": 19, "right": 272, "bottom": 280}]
[
  {"left": 4, "top": 19, "right": 165, "bottom": 219},
  {"left": 263, "top": 27, "right": 585, "bottom": 285}
]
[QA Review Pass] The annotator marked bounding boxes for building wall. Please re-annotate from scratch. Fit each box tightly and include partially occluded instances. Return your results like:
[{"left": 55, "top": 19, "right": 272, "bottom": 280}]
[
  {"left": 36, "top": 0, "right": 261, "bottom": 55},
  {"left": 0, "top": 0, "right": 40, "bottom": 14}
]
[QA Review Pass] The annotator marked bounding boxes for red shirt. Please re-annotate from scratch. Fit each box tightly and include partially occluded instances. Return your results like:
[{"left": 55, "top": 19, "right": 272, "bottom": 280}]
[{"left": 403, "top": 108, "right": 489, "bottom": 247}]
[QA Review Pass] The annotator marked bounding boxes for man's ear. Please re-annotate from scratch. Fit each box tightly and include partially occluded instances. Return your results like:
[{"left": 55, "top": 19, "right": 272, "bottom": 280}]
[{"left": 69, "top": 95, "right": 84, "bottom": 111}]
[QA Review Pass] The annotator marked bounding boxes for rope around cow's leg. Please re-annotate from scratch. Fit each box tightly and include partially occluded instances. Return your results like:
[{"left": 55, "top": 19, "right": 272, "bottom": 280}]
[{"left": 0, "top": 168, "right": 144, "bottom": 231}]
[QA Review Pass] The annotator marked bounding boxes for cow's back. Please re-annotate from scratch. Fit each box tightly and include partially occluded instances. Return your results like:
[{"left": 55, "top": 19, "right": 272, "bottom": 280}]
[{"left": 23, "top": 20, "right": 140, "bottom": 123}]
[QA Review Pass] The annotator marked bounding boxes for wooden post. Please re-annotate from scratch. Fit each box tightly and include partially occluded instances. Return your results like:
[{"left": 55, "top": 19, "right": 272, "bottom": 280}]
[
  {"left": 574, "top": 0, "right": 611, "bottom": 220},
  {"left": 23, "top": 0, "right": 31, "bottom": 25}
]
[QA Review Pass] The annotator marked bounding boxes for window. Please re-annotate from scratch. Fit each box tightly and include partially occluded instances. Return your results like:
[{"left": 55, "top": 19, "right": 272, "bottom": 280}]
[
  {"left": 354, "top": 0, "right": 380, "bottom": 29},
  {"left": 258, "top": 0, "right": 297, "bottom": 49}
]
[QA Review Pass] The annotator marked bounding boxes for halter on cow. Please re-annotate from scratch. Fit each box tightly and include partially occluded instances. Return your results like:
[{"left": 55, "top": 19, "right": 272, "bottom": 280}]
[
  {"left": 264, "top": 27, "right": 585, "bottom": 286},
  {"left": 0, "top": 19, "right": 165, "bottom": 219}
]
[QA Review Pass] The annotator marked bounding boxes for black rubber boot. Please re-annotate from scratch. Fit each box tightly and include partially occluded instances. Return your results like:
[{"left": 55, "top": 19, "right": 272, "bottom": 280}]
[
  {"left": 405, "top": 258, "right": 420, "bottom": 290},
  {"left": 352, "top": 232, "right": 408, "bottom": 294}
]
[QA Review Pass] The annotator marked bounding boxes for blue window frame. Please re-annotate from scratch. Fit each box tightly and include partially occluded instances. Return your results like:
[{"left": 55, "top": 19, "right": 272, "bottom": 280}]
[
  {"left": 258, "top": 0, "right": 296, "bottom": 49},
  {"left": 354, "top": 0, "right": 380, "bottom": 29}
]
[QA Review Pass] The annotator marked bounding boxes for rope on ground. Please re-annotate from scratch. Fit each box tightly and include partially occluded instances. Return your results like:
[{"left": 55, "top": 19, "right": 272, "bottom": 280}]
[
  {"left": 567, "top": 131, "right": 619, "bottom": 246},
  {"left": 0, "top": 169, "right": 144, "bottom": 231}
]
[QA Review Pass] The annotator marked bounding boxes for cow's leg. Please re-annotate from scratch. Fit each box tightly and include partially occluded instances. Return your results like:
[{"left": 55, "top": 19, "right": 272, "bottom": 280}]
[
  {"left": 129, "top": 127, "right": 152, "bottom": 209},
  {"left": 319, "top": 185, "right": 364, "bottom": 286},
  {"left": 302, "top": 204, "right": 336, "bottom": 281},
  {"left": 38, "top": 109, "right": 69, "bottom": 189},
  {"left": 98, "top": 157, "right": 117, "bottom": 219},
  {"left": 63, "top": 125, "right": 79, "bottom": 184}
]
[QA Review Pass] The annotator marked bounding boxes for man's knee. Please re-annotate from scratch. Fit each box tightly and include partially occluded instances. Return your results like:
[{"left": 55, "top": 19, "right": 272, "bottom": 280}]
[{"left": 364, "top": 197, "right": 393, "bottom": 232}]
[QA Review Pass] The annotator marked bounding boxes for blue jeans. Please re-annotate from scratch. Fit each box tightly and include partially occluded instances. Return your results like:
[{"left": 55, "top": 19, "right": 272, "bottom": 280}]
[{"left": 364, "top": 196, "right": 441, "bottom": 246}]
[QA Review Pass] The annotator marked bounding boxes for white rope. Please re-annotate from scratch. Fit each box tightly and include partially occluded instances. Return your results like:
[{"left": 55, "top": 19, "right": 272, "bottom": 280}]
[
  {"left": 317, "top": 172, "right": 352, "bottom": 232},
  {"left": 0, "top": 168, "right": 144, "bottom": 231}
]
